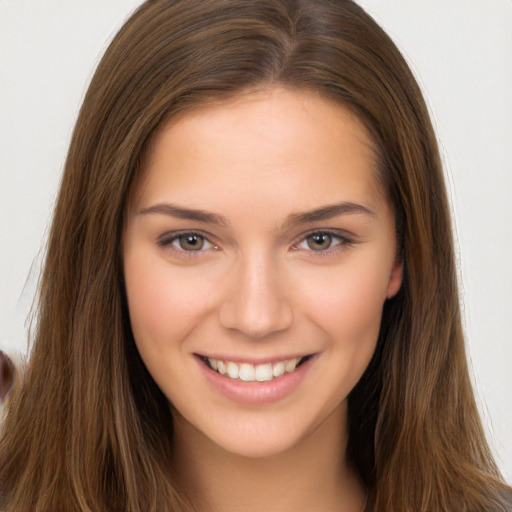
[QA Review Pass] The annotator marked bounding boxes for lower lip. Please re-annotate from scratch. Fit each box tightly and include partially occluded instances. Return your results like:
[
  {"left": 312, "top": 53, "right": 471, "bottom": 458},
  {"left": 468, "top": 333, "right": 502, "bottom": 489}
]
[{"left": 196, "top": 356, "right": 316, "bottom": 405}]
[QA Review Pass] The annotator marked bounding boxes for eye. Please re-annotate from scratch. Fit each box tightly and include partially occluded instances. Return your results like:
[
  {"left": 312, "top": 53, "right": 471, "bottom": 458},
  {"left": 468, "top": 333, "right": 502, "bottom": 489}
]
[
  {"left": 293, "top": 230, "right": 352, "bottom": 253},
  {"left": 175, "top": 233, "right": 208, "bottom": 251},
  {"left": 306, "top": 233, "right": 334, "bottom": 251},
  {"left": 158, "top": 232, "right": 216, "bottom": 252}
]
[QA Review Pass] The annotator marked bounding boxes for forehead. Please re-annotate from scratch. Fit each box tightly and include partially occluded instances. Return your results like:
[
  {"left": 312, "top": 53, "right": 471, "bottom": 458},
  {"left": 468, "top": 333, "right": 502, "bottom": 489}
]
[{"left": 133, "top": 87, "right": 385, "bottom": 214}]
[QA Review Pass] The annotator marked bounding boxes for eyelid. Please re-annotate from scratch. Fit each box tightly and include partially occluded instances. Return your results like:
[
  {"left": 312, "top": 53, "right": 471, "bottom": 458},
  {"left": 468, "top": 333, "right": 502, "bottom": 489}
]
[
  {"left": 291, "top": 229, "right": 354, "bottom": 253},
  {"left": 156, "top": 228, "right": 354, "bottom": 256},
  {"left": 157, "top": 230, "right": 217, "bottom": 252}
]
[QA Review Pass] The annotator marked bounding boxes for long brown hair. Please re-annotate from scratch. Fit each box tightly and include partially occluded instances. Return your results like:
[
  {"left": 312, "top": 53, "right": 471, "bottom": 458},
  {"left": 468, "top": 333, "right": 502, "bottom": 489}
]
[{"left": 1, "top": 1, "right": 510, "bottom": 510}]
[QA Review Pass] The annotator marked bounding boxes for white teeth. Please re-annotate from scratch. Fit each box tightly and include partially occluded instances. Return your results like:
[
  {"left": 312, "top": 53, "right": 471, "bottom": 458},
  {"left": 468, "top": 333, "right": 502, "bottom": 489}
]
[
  {"left": 239, "top": 363, "right": 256, "bottom": 381},
  {"left": 217, "top": 360, "right": 227, "bottom": 375},
  {"left": 272, "top": 361, "right": 285, "bottom": 377},
  {"left": 227, "top": 362, "right": 239, "bottom": 379},
  {"left": 255, "top": 363, "right": 273, "bottom": 382},
  {"left": 285, "top": 358, "right": 300, "bottom": 372},
  {"left": 206, "top": 356, "right": 306, "bottom": 382}
]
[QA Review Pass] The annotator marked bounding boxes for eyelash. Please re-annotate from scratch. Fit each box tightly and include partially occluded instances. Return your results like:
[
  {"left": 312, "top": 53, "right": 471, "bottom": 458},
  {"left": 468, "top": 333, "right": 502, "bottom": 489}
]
[
  {"left": 157, "top": 229, "right": 353, "bottom": 257},
  {"left": 291, "top": 230, "right": 353, "bottom": 255},
  {"left": 157, "top": 230, "right": 217, "bottom": 256}
]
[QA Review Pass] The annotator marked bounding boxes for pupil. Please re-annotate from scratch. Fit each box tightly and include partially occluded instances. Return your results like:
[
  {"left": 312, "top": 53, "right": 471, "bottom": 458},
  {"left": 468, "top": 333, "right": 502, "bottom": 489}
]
[
  {"left": 308, "top": 234, "right": 331, "bottom": 250},
  {"left": 180, "top": 234, "right": 203, "bottom": 251}
]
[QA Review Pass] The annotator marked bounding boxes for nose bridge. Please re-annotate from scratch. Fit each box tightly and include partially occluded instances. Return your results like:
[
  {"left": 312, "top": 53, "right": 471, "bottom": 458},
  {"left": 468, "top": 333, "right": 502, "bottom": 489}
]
[{"left": 219, "top": 248, "right": 293, "bottom": 338}]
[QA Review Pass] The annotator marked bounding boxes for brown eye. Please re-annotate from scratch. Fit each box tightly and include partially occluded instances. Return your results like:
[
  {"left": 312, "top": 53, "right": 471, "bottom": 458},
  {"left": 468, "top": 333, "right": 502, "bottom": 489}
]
[
  {"left": 158, "top": 231, "right": 216, "bottom": 253},
  {"left": 178, "top": 234, "right": 205, "bottom": 251},
  {"left": 306, "top": 233, "right": 332, "bottom": 251}
]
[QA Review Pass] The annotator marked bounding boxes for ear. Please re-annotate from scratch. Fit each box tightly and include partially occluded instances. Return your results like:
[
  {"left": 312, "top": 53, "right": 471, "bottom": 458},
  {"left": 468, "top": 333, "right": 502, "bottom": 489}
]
[{"left": 386, "top": 258, "right": 403, "bottom": 299}]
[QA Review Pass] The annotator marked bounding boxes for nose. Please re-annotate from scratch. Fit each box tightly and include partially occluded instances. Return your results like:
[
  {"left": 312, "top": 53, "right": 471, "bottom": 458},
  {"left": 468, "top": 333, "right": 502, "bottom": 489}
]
[{"left": 218, "top": 253, "right": 294, "bottom": 339}]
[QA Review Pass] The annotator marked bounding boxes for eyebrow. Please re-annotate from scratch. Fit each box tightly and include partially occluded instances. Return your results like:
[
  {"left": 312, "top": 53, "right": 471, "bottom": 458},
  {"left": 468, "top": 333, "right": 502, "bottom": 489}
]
[
  {"left": 283, "top": 201, "right": 376, "bottom": 228},
  {"left": 138, "top": 204, "right": 229, "bottom": 226},
  {"left": 138, "top": 201, "right": 375, "bottom": 228}
]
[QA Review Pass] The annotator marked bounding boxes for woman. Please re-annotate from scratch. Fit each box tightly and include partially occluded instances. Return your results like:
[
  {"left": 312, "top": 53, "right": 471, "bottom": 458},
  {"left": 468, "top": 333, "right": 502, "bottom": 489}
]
[{"left": 1, "top": 0, "right": 510, "bottom": 510}]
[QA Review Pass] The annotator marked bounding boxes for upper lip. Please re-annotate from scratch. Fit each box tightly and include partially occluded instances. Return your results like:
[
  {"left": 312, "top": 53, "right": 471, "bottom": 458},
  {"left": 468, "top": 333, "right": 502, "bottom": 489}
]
[{"left": 195, "top": 353, "right": 315, "bottom": 365}]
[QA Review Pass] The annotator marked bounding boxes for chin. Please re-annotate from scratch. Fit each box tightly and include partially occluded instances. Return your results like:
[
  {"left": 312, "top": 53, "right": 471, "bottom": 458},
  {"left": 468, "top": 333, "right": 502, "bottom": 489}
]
[{"left": 173, "top": 397, "right": 347, "bottom": 461}]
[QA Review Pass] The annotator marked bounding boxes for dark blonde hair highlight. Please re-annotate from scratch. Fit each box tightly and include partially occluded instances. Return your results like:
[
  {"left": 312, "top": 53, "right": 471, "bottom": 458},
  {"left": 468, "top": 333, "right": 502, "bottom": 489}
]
[{"left": 1, "top": 1, "right": 510, "bottom": 510}]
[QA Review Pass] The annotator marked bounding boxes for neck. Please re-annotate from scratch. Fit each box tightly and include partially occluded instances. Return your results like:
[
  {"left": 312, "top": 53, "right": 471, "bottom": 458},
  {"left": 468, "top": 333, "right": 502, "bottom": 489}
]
[{"left": 170, "top": 404, "right": 366, "bottom": 512}]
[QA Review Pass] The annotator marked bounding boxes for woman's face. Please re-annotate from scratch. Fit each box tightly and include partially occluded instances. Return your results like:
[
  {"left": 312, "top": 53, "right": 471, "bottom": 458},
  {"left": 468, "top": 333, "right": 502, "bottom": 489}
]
[{"left": 123, "top": 87, "right": 402, "bottom": 458}]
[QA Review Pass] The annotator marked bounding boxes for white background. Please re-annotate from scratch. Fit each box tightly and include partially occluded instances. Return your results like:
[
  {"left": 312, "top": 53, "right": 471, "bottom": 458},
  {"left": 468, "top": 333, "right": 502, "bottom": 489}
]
[{"left": 1, "top": 1, "right": 511, "bottom": 482}]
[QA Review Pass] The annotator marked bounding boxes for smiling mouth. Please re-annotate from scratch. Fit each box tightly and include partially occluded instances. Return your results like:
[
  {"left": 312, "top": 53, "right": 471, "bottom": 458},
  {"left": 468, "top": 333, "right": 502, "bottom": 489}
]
[{"left": 199, "top": 355, "right": 314, "bottom": 383}]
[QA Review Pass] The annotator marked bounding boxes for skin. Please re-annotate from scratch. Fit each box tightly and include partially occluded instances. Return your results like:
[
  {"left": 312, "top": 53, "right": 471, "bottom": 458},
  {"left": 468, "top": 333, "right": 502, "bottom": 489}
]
[{"left": 123, "top": 87, "right": 402, "bottom": 511}]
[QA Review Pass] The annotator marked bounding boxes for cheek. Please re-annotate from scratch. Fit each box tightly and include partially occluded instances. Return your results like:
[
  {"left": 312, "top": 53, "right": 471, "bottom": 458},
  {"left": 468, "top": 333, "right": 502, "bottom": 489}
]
[
  {"left": 300, "top": 262, "right": 389, "bottom": 399},
  {"left": 299, "top": 260, "right": 390, "bottom": 334},
  {"left": 123, "top": 255, "right": 216, "bottom": 352}
]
